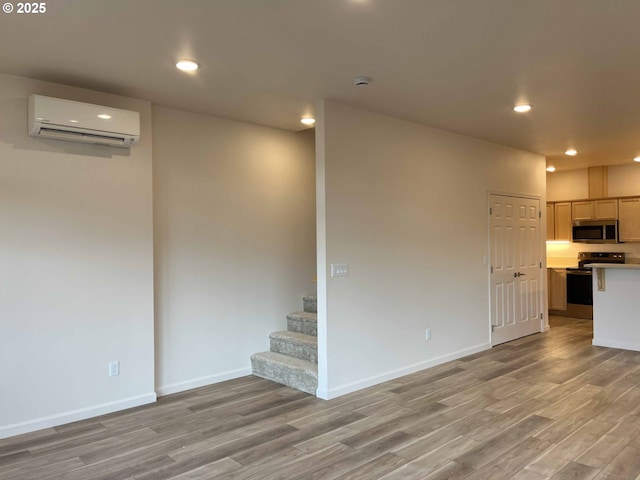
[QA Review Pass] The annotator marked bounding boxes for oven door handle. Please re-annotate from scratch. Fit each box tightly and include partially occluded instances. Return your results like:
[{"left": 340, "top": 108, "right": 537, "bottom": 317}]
[{"left": 567, "top": 270, "right": 593, "bottom": 276}]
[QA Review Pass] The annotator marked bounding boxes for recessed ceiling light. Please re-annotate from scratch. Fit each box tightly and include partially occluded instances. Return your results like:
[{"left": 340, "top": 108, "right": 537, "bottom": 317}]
[
  {"left": 513, "top": 104, "right": 531, "bottom": 113},
  {"left": 176, "top": 60, "right": 199, "bottom": 72},
  {"left": 546, "top": 166, "right": 556, "bottom": 172},
  {"left": 565, "top": 149, "right": 578, "bottom": 156},
  {"left": 634, "top": 156, "right": 640, "bottom": 163},
  {"left": 69, "top": 119, "right": 79, "bottom": 123},
  {"left": 353, "top": 76, "right": 371, "bottom": 86},
  {"left": 300, "top": 117, "right": 315, "bottom": 126},
  {"left": 97, "top": 114, "right": 111, "bottom": 120}
]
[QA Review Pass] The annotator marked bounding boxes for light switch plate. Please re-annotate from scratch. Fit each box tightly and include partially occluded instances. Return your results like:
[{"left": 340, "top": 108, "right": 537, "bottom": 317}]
[{"left": 331, "top": 263, "right": 349, "bottom": 277}]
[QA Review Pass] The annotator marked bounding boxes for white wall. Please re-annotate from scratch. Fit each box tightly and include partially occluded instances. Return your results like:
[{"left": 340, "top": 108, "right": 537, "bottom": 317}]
[
  {"left": 153, "top": 106, "right": 316, "bottom": 395},
  {"left": 316, "top": 101, "right": 545, "bottom": 399},
  {"left": 0, "top": 73, "right": 154, "bottom": 438}
]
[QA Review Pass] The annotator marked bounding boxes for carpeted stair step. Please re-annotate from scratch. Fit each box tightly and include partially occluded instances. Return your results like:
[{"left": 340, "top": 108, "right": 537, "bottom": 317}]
[
  {"left": 287, "top": 311, "right": 317, "bottom": 337},
  {"left": 250, "top": 351, "right": 318, "bottom": 395},
  {"left": 270, "top": 331, "right": 318, "bottom": 363},
  {"left": 303, "top": 295, "right": 317, "bottom": 314}
]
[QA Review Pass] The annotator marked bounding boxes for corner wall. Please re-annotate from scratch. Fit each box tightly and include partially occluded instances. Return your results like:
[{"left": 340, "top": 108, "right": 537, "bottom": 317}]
[
  {"left": 0, "top": 73, "right": 154, "bottom": 438},
  {"left": 316, "top": 101, "right": 546, "bottom": 399},
  {"left": 152, "top": 106, "right": 316, "bottom": 395}
]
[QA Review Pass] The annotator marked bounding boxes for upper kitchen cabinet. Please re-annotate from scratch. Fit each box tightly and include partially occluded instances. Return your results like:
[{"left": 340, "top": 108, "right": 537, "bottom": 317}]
[
  {"left": 571, "top": 199, "right": 618, "bottom": 221},
  {"left": 619, "top": 197, "right": 640, "bottom": 242},
  {"left": 546, "top": 203, "right": 555, "bottom": 241},
  {"left": 571, "top": 201, "right": 593, "bottom": 221},
  {"left": 594, "top": 199, "right": 618, "bottom": 219},
  {"left": 554, "top": 202, "right": 572, "bottom": 241}
]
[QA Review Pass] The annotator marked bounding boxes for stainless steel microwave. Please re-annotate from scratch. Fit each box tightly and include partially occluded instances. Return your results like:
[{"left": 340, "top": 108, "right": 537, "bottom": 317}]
[{"left": 572, "top": 220, "right": 619, "bottom": 243}]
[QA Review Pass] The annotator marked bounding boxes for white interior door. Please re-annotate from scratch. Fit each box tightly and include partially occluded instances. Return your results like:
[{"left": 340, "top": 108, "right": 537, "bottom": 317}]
[{"left": 490, "top": 194, "right": 542, "bottom": 345}]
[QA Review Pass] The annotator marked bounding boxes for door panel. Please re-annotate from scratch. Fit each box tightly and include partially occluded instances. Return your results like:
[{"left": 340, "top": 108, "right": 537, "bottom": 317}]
[{"left": 490, "top": 194, "right": 542, "bottom": 345}]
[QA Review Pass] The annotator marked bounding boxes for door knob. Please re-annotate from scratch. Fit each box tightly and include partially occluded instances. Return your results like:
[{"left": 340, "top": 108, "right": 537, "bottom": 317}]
[{"left": 514, "top": 272, "right": 527, "bottom": 278}]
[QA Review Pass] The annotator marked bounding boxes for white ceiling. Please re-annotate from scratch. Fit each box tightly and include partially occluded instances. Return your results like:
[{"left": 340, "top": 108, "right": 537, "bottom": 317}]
[{"left": 2, "top": 0, "right": 640, "bottom": 171}]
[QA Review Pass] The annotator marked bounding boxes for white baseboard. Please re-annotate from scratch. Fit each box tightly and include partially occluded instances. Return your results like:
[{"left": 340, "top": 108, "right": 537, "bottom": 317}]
[
  {"left": 316, "top": 342, "right": 491, "bottom": 400},
  {"left": 0, "top": 392, "right": 157, "bottom": 440},
  {"left": 592, "top": 338, "right": 640, "bottom": 351},
  {"left": 156, "top": 367, "right": 252, "bottom": 397}
]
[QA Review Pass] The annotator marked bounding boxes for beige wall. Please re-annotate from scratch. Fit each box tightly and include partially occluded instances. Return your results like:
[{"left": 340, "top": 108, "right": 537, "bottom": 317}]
[
  {"left": 153, "top": 106, "right": 316, "bottom": 394},
  {"left": 608, "top": 163, "right": 640, "bottom": 197},
  {"left": 316, "top": 101, "right": 546, "bottom": 399},
  {"left": 546, "top": 169, "right": 589, "bottom": 201},
  {"left": 0, "top": 73, "right": 154, "bottom": 438}
]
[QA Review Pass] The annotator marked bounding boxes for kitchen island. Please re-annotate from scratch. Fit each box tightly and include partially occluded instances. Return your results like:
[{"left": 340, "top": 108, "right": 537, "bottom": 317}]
[{"left": 585, "top": 263, "right": 640, "bottom": 352}]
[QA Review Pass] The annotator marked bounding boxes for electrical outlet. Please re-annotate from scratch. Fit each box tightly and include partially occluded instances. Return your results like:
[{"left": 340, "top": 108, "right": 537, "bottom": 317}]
[
  {"left": 425, "top": 328, "right": 431, "bottom": 341},
  {"left": 108, "top": 361, "right": 120, "bottom": 377}
]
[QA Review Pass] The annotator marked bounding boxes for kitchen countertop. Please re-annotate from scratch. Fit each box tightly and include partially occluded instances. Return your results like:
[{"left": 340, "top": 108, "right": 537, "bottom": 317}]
[{"left": 584, "top": 263, "right": 640, "bottom": 269}]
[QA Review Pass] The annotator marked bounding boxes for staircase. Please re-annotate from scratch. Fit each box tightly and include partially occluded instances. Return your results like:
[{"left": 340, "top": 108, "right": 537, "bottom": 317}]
[{"left": 250, "top": 295, "right": 318, "bottom": 395}]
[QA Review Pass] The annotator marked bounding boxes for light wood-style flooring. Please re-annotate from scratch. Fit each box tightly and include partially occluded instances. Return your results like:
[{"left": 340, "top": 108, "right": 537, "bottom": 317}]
[{"left": 2, "top": 316, "right": 640, "bottom": 480}]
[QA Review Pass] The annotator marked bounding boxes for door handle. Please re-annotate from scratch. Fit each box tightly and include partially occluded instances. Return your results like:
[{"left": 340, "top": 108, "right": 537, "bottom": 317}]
[{"left": 514, "top": 272, "right": 527, "bottom": 278}]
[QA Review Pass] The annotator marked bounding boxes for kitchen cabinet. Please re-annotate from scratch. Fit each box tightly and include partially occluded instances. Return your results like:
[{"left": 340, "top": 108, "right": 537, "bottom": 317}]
[
  {"left": 548, "top": 268, "right": 567, "bottom": 311},
  {"left": 594, "top": 199, "right": 618, "bottom": 219},
  {"left": 571, "top": 199, "right": 618, "bottom": 221},
  {"left": 554, "top": 202, "right": 572, "bottom": 241},
  {"left": 546, "top": 203, "right": 555, "bottom": 241},
  {"left": 571, "top": 201, "right": 593, "bottom": 221},
  {"left": 619, "top": 197, "right": 640, "bottom": 242}
]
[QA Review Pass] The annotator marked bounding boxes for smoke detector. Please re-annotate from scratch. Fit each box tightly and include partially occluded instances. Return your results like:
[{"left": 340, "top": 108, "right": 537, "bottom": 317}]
[{"left": 353, "top": 76, "right": 371, "bottom": 86}]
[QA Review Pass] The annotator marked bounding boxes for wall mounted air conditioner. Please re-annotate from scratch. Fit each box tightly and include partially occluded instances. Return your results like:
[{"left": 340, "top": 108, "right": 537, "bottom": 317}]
[{"left": 28, "top": 94, "right": 140, "bottom": 148}]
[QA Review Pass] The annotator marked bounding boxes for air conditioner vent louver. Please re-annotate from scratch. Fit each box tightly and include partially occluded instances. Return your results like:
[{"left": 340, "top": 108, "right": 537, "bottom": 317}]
[
  {"left": 28, "top": 95, "right": 140, "bottom": 148},
  {"left": 39, "top": 128, "right": 129, "bottom": 146}
]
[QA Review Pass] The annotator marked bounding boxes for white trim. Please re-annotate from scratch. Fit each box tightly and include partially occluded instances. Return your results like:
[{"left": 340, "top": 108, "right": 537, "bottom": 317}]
[
  {"left": 592, "top": 338, "right": 640, "bottom": 351},
  {"left": 489, "top": 189, "right": 542, "bottom": 201},
  {"left": 318, "top": 342, "right": 491, "bottom": 400},
  {"left": 0, "top": 392, "right": 156, "bottom": 440},
  {"left": 156, "top": 367, "right": 251, "bottom": 397},
  {"left": 314, "top": 100, "right": 328, "bottom": 400}
]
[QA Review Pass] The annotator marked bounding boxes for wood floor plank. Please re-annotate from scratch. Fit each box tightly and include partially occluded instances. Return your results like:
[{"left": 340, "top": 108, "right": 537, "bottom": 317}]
[
  {"left": 594, "top": 445, "right": 640, "bottom": 480},
  {"left": 421, "top": 460, "right": 474, "bottom": 480},
  {"left": 2, "top": 457, "right": 86, "bottom": 480},
  {"left": 332, "top": 452, "right": 407, "bottom": 480},
  {"left": 549, "top": 461, "right": 600, "bottom": 480},
  {"left": 527, "top": 419, "right": 615, "bottom": 478},
  {"left": 454, "top": 415, "right": 552, "bottom": 470},
  {"left": 391, "top": 435, "right": 481, "bottom": 474}
]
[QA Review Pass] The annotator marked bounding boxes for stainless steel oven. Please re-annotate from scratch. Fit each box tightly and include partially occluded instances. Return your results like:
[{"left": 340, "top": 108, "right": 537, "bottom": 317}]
[{"left": 566, "top": 268, "right": 593, "bottom": 305}]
